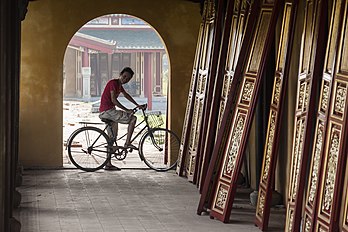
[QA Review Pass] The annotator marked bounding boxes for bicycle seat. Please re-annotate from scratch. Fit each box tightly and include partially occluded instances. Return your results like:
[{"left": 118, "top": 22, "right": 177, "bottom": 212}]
[{"left": 101, "top": 118, "right": 114, "bottom": 125}]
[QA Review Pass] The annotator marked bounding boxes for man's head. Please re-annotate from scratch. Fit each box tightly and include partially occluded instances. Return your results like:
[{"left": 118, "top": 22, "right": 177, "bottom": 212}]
[{"left": 119, "top": 67, "right": 134, "bottom": 84}]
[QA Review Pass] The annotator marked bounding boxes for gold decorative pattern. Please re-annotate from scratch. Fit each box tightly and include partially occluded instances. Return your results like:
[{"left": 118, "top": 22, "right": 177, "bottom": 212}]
[
  {"left": 262, "top": 110, "right": 277, "bottom": 183},
  {"left": 308, "top": 121, "right": 324, "bottom": 204},
  {"left": 223, "top": 113, "right": 245, "bottom": 177},
  {"left": 288, "top": 209, "right": 294, "bottom": 232},
  {"left": 304, "top": 216, "right": 311, "bottom": 232},
  {"left": 290, "top": 118, "right": 305, "bottom": 201},
  {"left": 304, "top": 80, "right": 311, "bottom": 111},
  {"left": 272, "top": 76, "right": 282, "bottom": 106},
  {"left": 297, "top": 80, "right": 306, "bottom": 110},
  {"left": 222, "top": 75, "right": 230, "bottom": 98},
  {"left": 333, "top": 81, "right": 347, "bottom": 117},
  {"left": 320, "top": 81, "right": 330, "bottom": 112},
  {"left": 257, "top": 191, "right": 266, "bottom": 217},
  {"left": 189, "top": 99, "right": 199, "bottom": 148},
  {"left": 322, "top": 128, "right": 340, "bottom": 212},
  {"left": 215, "top": 184, "right": 228, "bottom": 210},
  {"left": 241, "top": 79, "right": 255, "bottom": 104},
  {"left": 206, "top": 0, "right": 216, "bottom": 21}
]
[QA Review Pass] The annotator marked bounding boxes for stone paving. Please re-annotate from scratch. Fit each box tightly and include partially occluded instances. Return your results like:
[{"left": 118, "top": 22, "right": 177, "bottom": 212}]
[{"left": 14, "top": 169, "right": 285, "bottom": 232}]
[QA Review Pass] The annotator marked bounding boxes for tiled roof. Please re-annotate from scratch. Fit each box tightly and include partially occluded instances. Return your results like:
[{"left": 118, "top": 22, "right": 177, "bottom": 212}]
[{"left": 78, "top": 29, "right": 164, "bottom": 50}]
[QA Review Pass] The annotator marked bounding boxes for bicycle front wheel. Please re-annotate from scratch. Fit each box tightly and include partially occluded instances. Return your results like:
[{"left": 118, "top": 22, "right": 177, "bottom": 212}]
[
  {"left": 139, "top": 128, "right": 180, "bottom": 171},
  {"left": 67, "top": 126, "right": 109, "bottom": 172}
]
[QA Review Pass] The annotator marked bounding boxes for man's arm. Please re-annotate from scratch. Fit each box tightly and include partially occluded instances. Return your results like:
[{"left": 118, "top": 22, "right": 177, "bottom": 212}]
[
  {"left": 110, "top": 90, "right": 132, "bottom": 112},
  {"left": 122, "top": 91, "right": 140, "bottom": 106}
]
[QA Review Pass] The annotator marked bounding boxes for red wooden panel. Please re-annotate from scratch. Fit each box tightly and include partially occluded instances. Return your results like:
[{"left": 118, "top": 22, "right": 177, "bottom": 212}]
[
  {"left": 302, "top": 0, "right": 345, "bottom": 231},
  {"left": 194, "top": 0, "right": 226, "bottom": 185},
  {"left": 284, "top": 0, "right": 328, "bottom": 231},
  {"left": 254, "top": 1, "right": 298, "bottom": 230},
  {"left": 186, "top": 21, "right": 215, "bottom": 182},
  {"left": 197, "top": 0, "right": 250, "bottom": 191},
  {"left": 197, "top": 0, "right": 259, "bottom": 215},
  {"left": 176, "top": 16, "right": 206, "bottom": 176},
  {"left": 315, "top": 1, "right": 348, "bottom": 230},
  {"left": 209, "top": 0, "right": 281, "bottom": 223}
]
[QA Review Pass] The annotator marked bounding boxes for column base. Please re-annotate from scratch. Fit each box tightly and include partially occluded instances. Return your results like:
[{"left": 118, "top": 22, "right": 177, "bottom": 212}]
[{"left": 250, "top": 190, "right": 282, "bottom": 206}]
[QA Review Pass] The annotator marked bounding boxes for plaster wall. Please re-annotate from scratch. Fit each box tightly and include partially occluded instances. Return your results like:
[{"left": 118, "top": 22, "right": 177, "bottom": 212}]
[{"left": 20, "top": 0, "right": 200, "bottom": 167}]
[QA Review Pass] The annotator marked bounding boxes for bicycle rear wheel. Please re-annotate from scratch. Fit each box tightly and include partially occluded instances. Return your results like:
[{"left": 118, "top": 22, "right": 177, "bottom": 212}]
[
  {"left": 139, "top": 128, "right": 179, "bottom": 171},
  {"left": 67, "top": 126, "right": 109, "bottom": 172}
]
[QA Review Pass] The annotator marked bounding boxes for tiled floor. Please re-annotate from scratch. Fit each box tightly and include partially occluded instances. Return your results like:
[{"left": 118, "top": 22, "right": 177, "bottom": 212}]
[{"left": 14, "top": 169, "right": 285, "bottom": 232}]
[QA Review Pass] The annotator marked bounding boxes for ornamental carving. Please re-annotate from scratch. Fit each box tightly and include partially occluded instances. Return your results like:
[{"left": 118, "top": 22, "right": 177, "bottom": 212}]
[
  {"left": 298, "top": 81, "right": 306, "bottom": 110},
  {"left": 218, "top": 101, "right": 225, "bottom": 128},
  {"left": 308, "top": 123, "right": 323, "bottom": 203},
  {"left": 291, "top": 119, "right": 305, "bottom": 200},
  {"left": 257, "top": 191, "right": 265, "bottom": 217},
  {"left": 201, "top": 76, "right": 207, "bottom": 94},
  {"left": 222, "top": 75, "right": 230, "bottom": 98},
  {"left": 241, "top": 80, "right": 255, "bottom": 103},
  {"left": 262, "top": 110, "right": 276, "bottom": 182},
  {"left": 215, "top": 184, "right": 228, "bottom": 209},
  {"left": 190, "top": 72, "right": 196, "bottom": 92},
  {"left": 206, "top": 0, "right": 216, "bottom": 21},
  {"left": 224, "top": 114, "right": 245, "bottom": 176},
  {"left": 334, "top": 83, "right": 347, "bottom": 116},
  {"left": 288, "top": 210, "right": 294, "bottom": 232},
  {"left": 304, "top": 81, "right": 311, "bottom": 111},
  {"left": 304, "top": 216, "right": 311, "bottom": 232},
  {"left": 189, "top": 101, "right": 198, "bottom": 148},
  {"left": 322, "top": 131, "right": 340, "bottom": 212},
  {"left": 321, "top": 81, "right": 330, "bottom": 112},
  {"left": 273, "top": 76, "right": 281, "bottom": 106}
]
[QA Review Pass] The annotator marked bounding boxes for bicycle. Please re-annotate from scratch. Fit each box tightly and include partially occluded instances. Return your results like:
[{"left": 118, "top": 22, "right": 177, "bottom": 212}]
[{"left": 66, "top": 104, "right": 180, "bottom": 172}]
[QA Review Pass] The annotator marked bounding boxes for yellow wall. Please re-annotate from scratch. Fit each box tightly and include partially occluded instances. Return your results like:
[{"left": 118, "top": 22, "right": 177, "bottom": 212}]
[{"left": 20, "top": 0, "right": 201, "bottom": 167}]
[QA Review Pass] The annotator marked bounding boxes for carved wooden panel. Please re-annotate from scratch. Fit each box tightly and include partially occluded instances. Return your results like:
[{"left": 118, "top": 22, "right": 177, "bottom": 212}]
[
  {"left": 284, "top": 0, "right": 328, "bottom": 231},
  {"left": 176, "top": 0, "right": 215, "bottom": 176},
  {"left": 197, "top": 0, "right": 249, "bottom": 190},
  {"left": 302, "top": 0, "right": 343, "bottom": 231},
  {"left": 254, "top": 1, "right": 297, "bottom": 230},
  {"left": 209, "top": 0, "right": 280, "bottom": 223},
  {"left": 314, "top": 2, "right": 348, "bottom": 230},
  {"left": 176, "top": 22, "right": 204, "bottom": 176},
  {"left": 186, "top": 18, "right": 215, "bottom": 181}
]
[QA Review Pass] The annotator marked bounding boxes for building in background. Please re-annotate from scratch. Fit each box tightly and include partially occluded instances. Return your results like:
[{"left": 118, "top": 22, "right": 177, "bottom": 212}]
[{"left": 63, "top": 14, "right": 168, "bottom": 103}]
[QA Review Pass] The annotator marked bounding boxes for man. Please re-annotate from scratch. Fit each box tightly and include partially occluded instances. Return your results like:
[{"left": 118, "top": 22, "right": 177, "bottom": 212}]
[{"left": 99, "top": 67, "right": 145, "bottom": 170}]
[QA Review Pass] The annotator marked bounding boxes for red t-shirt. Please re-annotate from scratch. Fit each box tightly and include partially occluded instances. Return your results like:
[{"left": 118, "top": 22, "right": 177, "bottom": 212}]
[{"left": 99, "top": 79, "right": 125, "bottom": 112}]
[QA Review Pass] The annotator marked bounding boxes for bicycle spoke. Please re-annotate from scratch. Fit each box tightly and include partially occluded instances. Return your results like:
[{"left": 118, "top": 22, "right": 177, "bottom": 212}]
[
  {"left": 140, "top": 128, "right": 179, "bottom": 171},
  {"left": 68, "top": 127, "right": 109, "bottom": 171}
]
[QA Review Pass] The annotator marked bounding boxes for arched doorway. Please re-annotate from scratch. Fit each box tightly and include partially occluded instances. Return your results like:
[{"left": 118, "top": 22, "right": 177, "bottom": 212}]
[{"left": 62, "top": 14, "right": 170, "bottom": 168}]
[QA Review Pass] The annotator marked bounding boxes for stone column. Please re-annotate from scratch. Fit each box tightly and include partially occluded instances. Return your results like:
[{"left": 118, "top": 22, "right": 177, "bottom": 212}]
[{"left": 81, "top": 67, "right": 91, "bottom": 99}]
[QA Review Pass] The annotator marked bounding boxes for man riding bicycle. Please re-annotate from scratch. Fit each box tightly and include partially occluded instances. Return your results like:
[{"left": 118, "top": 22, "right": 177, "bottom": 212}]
[{"left": 99, "top": 67, "right": 146, "bottom": 170}]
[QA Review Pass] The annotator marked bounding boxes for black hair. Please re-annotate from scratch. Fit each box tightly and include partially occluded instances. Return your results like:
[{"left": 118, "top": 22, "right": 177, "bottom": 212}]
[{"left": 120, "top": 67, "right": 134, "bottom": 77}]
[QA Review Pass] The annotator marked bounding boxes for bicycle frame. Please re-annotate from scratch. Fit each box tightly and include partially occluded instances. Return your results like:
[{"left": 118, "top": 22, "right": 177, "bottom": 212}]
[{"left": 102, "top": 107, "right": 155, "bottom": 150}]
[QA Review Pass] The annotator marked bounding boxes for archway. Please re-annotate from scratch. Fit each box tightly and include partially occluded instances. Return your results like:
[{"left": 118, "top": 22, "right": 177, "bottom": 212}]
[
  {"left": 19, "top": 0, "right": 199, "bottom": 168},
  {"left": 62, "top": 14, "right": 170, "bottom": 168}
]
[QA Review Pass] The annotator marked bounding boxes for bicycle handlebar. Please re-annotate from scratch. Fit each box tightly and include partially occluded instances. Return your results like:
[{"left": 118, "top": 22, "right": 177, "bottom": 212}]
[{"left": 132, "top": 103, "right": 147, "bottom": 114}]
